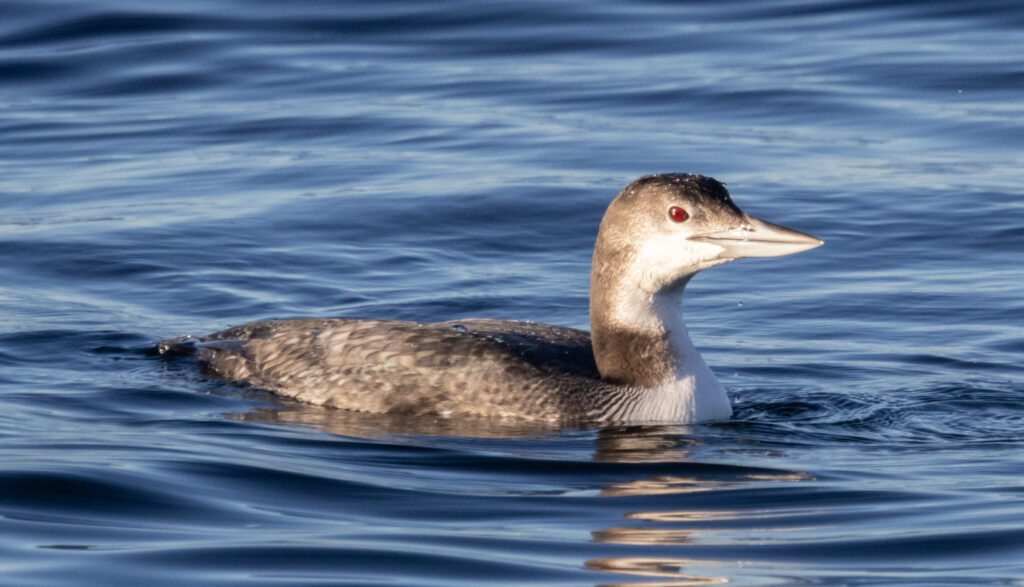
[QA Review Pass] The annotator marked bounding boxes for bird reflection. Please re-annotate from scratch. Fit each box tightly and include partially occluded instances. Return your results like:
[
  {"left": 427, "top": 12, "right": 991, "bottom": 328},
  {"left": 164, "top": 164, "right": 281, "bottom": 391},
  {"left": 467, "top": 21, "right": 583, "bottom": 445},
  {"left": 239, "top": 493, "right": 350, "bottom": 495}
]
[
  {"left": 585, "top": 557, "right": 728, "bottom": 586},
  {"left": 225, "top": 397, "right": 563, "bottom": 439},
  {"left": 229, "top": 399, "right": 725, "bottom": 459},
  {"left": 224, "top": 395, "right": 814, "bottom": 586}
]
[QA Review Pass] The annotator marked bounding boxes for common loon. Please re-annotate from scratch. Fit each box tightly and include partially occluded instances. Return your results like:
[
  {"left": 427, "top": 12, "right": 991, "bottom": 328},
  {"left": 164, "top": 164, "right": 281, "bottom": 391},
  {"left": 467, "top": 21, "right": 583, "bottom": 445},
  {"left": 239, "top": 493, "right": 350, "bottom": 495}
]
[{"left": 159, "top": 174, "right": 822, "bottom": 424}]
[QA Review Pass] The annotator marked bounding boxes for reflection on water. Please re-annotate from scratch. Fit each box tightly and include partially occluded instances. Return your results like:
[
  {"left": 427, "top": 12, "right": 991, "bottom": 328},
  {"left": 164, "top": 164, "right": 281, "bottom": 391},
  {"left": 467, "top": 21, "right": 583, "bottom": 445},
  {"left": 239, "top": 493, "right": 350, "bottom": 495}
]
[
  {"left": 600, "top": 471, "right": 810, "bottom": 498},
  {"left": 232, "top": 399, "right": 744, "bottom": 459},
  {"left": 237, "top": 399, "right": 821, "bottom": 585},
  {"left": 590, "top": 466, "right": 814, "bottom": 585},
  {"left": 592, "top": 427, "right": 707, "bottom": 463},
  {"left": 600, "top": 476, "right": 725, "bottom": 497},
  {"left": 232, "top": 400, "right": 563, "bottom": 439},
  {"left": 586, "top": 557, "right": 729, "bottom": 586},
  {"left": 592, "top": 526, "right": 696, "bottom": 546}
]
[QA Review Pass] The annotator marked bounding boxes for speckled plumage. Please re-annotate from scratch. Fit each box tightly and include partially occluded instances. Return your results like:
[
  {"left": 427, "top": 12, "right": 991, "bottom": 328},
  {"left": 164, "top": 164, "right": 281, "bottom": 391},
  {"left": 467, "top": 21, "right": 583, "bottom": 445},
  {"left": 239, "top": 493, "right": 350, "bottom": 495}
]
[
  {"left": 159, "top": 174, "right": 822, "bottom": 424},
  {"left": 162, "top": 318, "right": 629, "bottom": 422}
]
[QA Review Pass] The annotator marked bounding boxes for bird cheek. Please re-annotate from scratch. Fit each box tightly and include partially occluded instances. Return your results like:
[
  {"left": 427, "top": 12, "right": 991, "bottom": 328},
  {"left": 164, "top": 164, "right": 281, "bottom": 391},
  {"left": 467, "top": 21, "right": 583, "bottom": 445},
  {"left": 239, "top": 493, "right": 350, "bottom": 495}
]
[{"left": 694, "top": 240, "right": 727, "bottom": 262}]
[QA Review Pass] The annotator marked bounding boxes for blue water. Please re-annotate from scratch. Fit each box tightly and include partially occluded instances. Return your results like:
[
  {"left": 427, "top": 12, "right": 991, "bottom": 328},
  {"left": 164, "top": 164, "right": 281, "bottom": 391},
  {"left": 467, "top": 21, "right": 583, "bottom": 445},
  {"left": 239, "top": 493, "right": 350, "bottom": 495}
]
[{"left": 2, "top": 0, "right": 1023, "bottom": 584}]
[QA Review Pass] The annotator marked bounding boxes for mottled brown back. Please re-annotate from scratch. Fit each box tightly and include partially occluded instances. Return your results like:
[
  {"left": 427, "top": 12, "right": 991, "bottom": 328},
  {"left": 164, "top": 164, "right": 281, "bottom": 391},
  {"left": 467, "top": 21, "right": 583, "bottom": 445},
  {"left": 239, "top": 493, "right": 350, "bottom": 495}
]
[{"left": 177, "top": 318, "right": 619, "bottom": 421}]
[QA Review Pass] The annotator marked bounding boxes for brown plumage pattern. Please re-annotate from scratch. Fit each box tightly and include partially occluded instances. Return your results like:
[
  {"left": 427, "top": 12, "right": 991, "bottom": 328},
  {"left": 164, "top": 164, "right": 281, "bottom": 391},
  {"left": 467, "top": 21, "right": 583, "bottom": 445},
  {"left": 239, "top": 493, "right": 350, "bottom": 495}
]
[{"left": 161, "top": 318, "right": 631, "bottom": 422}]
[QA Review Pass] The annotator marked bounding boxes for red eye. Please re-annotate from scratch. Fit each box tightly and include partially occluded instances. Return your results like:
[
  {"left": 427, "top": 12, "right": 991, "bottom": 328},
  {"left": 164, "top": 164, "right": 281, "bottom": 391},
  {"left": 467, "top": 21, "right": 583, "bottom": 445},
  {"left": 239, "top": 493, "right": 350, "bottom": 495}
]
[{"left": 668, "top": 206, "right": 688, "bottom": 222}]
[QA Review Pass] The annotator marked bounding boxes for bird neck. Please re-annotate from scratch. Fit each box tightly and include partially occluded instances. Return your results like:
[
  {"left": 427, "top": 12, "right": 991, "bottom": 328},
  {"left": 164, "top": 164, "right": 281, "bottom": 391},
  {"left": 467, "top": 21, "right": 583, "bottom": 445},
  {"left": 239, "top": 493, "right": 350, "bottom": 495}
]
[
  {"left": 588, "top": 274, "right": 732, "bottom": 421},
  {"left": 589, "top": 273, "right": 693, "bottom": 386}
]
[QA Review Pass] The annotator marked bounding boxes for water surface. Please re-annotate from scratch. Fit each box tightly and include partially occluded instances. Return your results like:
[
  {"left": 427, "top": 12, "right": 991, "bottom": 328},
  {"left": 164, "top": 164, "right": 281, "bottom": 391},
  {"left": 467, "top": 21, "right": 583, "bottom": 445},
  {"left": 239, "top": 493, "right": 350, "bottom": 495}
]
[{"left": 2, "top": 1, "right": 1023, "bottom": 584}]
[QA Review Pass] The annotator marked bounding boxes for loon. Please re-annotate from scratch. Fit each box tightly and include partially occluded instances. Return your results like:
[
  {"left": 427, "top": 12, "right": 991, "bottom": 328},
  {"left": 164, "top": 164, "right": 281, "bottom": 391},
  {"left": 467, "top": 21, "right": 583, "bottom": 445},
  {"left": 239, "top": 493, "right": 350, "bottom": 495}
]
[{"left": 159, "top": 174, "right": 822, "bottom": 424}]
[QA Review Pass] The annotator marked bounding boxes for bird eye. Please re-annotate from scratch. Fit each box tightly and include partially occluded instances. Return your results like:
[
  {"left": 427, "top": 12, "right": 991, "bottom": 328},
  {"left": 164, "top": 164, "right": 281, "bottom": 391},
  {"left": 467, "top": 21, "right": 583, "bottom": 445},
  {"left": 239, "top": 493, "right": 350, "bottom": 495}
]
[{"left": 668, "top": 206, "right": 689, "bottom": 222}]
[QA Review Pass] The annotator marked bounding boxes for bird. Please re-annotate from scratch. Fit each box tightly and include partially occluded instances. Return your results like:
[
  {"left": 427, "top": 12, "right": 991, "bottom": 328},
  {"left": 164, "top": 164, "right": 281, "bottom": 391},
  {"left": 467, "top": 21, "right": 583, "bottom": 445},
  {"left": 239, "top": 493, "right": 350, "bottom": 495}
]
[{"left": 158, "top": 174, "right": 822, "bottom": 424}]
